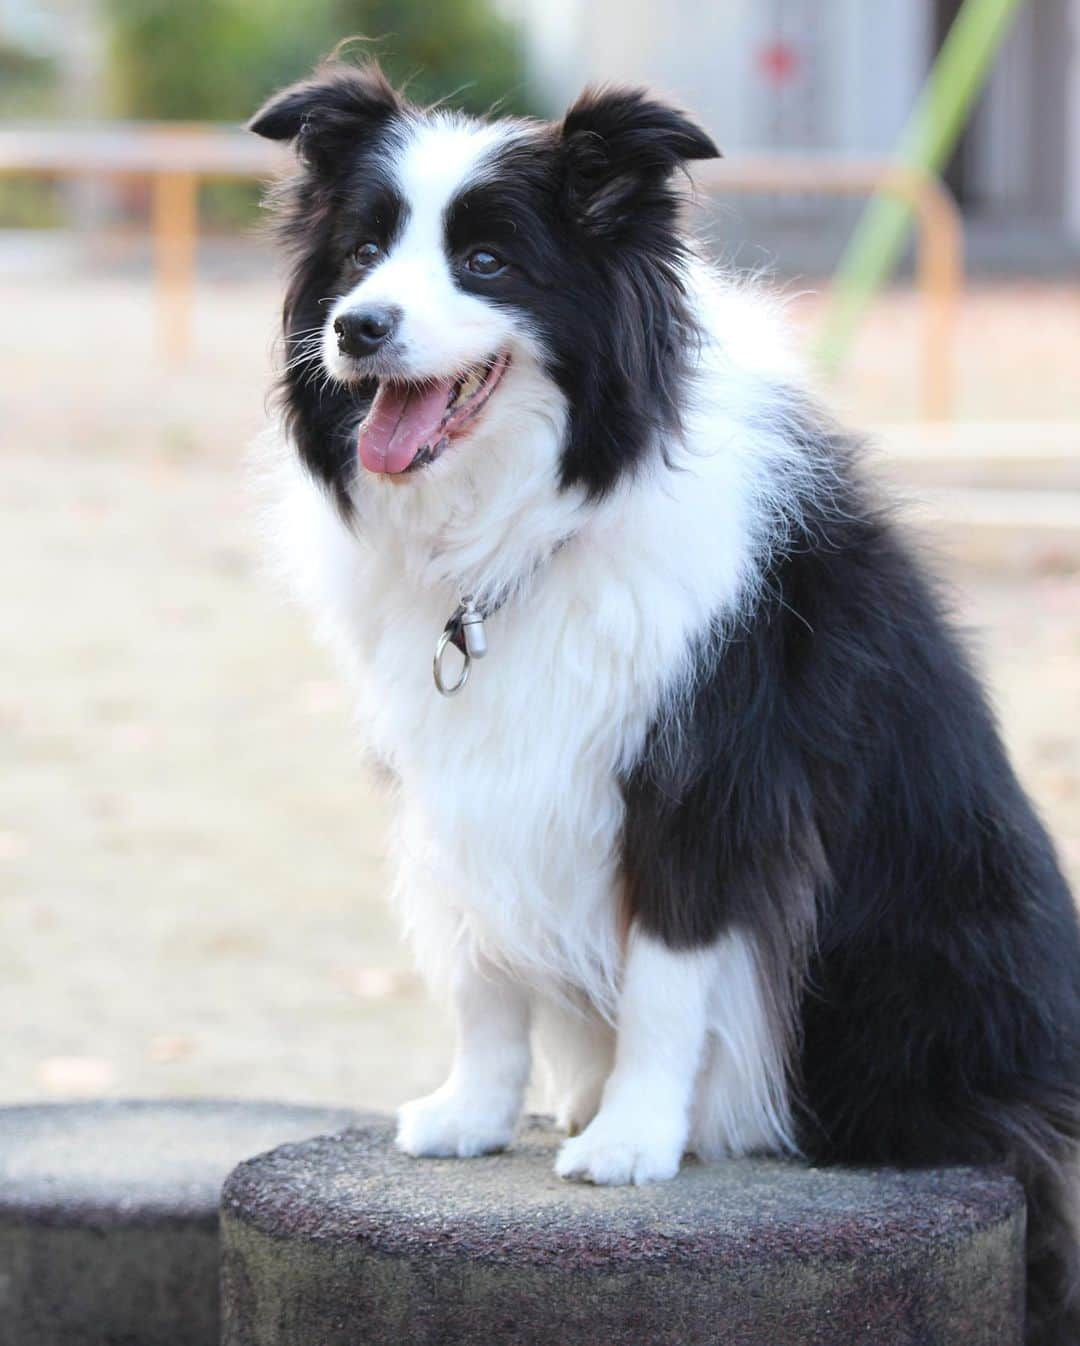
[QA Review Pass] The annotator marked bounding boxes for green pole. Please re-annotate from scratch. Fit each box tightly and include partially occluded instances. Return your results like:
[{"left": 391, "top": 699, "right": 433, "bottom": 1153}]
[{"left": 818, "top": 0, "right": 1025, "bottom": 374}]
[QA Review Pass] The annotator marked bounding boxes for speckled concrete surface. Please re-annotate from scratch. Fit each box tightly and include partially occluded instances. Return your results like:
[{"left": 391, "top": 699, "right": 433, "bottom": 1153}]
[
  {"left": 0, "top": 1099, "right": 361, "bottom": 1219},
  {"left": 0, "top": 1099, "right": 360, "bottom": 1346},
  {"left": 221, "top": 1116, "right": 1025, "bottom": 1346}
]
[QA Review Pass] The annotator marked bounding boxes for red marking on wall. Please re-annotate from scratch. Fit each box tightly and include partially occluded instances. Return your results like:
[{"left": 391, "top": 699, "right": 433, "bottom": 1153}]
[{"left": 758, "top": 41, "right": 801, "bottom": 86}]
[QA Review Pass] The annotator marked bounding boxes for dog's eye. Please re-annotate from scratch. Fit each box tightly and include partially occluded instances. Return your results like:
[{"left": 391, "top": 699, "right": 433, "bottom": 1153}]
[
  {"left": 464, "top": 249, "right": 506, "bottom": 278},
  {"left": 351, "top": 241, "right": 381, "bottom": 270}
]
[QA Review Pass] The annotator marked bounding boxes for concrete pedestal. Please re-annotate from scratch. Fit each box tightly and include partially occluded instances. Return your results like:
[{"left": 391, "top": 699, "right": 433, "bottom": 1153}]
[
  {"left": 0, "top": 1099, "right": 360, "bottom": 1346},
  {"left": 221, "top": 1116, "right": 1025, "bottom": 1346}
]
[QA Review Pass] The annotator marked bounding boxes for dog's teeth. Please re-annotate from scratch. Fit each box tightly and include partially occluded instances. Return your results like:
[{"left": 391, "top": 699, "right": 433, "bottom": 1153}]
[{"left": 446, "top": 366, "right": 489, "bottom": 413}]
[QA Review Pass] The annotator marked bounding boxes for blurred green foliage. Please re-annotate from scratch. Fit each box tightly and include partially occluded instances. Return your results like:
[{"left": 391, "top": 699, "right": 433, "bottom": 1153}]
[
  {"left": 0, "top": 179, "right": 63, "bottom": 228},
  {"left": 104, "top": 0, "right": 531, "bottom": 122},
  {"left": 0, "top": 1, "right": 529, "bottom": 231},
  {"left": 104, "top": 0, "right": 532, "bottom": 226},
  {"left": 0, "top": 41, "right": 59, "bottom": 225},
  {"left": 0, "top": 39, "right": 57, "bottom": 117}
]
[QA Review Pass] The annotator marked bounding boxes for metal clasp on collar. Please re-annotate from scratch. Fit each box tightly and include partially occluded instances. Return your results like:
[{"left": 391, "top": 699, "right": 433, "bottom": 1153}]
[{"left": 433, "top": 595, "right": 487, "bottom": 697}]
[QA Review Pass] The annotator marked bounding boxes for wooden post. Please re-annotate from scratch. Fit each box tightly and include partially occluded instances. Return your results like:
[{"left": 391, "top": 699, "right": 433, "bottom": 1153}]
[
  {"left": 913, "top": 173, "right": 965, "bottom": 419},
  {"left": 152, "top": 170, "right": 198, "bottom": 361}
]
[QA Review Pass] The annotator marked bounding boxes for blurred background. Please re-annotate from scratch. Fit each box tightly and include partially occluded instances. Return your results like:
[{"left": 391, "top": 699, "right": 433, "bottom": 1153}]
[{"left": 2, "top": 0, "right": 1078, "bottom": 1112}]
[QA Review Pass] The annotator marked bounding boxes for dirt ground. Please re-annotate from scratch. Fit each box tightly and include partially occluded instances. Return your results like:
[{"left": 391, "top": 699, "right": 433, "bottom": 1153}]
[{"left": 2, "top": 261, "right": 1078, "bottom": 1113}]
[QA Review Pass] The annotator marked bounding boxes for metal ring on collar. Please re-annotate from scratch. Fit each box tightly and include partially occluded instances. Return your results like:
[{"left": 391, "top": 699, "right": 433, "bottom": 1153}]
[{"left": 433, "top": 628, "right": 470, "bottom": 696}]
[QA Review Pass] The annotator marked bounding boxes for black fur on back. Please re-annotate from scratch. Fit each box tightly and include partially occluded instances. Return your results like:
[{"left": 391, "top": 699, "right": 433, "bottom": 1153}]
[
  {"left": 620, "top": 399, "right": 1080, "bottom": 1344},
  {"left": 250, "top": 61, "right": 720, "bottom": 508}
]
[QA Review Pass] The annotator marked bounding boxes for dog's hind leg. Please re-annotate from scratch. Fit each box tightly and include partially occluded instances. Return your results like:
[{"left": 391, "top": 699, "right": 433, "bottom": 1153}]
[{"left": 533, "top": 991, "right": 614, "bottom": 1136}]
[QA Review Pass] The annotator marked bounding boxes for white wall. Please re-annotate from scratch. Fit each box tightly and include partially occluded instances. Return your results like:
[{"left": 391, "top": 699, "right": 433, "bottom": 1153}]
[
  {"left": 509, "top": 0, "right": 928, "bottom": 153},
  {"left": 1069, "top": 0, "right": 1080, "bottom": 238},
  {"left": 507, "top": 0, "right": 1079, "bottom": 246}
]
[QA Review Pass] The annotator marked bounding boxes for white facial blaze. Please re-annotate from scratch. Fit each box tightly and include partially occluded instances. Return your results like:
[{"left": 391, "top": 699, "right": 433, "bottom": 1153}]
[{"left": 322, "top": 116, "right": 524, "bottom": 384}]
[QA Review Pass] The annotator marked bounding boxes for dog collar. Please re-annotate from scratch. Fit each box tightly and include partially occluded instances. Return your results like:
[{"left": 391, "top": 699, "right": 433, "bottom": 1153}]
[
  {"left": 433, "top": 595, "right": 489, "bottom": 697},
  {"left": 432, "top": 536, "right": 574, "bottom": 697}
]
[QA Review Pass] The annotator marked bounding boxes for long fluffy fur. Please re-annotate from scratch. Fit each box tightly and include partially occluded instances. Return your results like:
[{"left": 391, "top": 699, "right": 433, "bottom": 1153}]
[{"left": 251, "top": 60, "right": 1080, "bottom": 1342}]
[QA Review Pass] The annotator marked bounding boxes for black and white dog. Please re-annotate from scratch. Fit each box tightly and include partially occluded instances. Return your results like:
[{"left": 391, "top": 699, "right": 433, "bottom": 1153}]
[{"left": 251, "top": 61, "right": 1080, "bottom": 1342}]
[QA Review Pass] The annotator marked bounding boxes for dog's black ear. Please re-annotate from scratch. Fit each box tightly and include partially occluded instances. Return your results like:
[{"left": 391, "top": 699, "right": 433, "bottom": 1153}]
[
  {"left": 248, "top": 61, "right": 401, "bottom": 168},
  {"left": 559, "top": 86, "right": 720, "bottom": 238}
]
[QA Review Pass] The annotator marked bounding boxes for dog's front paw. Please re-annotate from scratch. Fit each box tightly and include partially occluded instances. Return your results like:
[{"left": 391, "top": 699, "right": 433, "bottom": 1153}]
[
  {"left": 396, "top": 1086, "right": 516, "bottom": 1159},
  {"left": 554, "top": 1108, "right": 685, "bottom": 1186}
]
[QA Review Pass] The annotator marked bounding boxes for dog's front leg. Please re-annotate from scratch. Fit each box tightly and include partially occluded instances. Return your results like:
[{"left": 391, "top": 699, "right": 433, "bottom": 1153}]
[
  {"left": 555, "top": 929, "right": 709, "bottom": 1185},
  {"left": 396, "top": 947, "right": 530, "bottom": 1158}
]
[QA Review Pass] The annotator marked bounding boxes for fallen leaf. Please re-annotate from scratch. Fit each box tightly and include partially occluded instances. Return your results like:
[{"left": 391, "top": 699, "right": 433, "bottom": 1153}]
[
  {"left": 148, "top": 1034, "right": 195, "bottom": 1064},
  {"left": 36, "top": 1056, "right": 115, "bottom": 1096},
  {"left": 333, "top": 966, "right": 416, "bottom": 999}
]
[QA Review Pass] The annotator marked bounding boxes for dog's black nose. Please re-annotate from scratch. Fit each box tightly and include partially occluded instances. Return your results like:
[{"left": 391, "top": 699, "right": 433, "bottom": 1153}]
[{"left": 334, "top": 307, "right": 401, "bottom": 358}]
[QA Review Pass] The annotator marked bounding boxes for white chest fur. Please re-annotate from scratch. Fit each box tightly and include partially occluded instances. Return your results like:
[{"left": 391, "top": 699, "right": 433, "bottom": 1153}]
[
  {"left": 325, "top": 492, "right": 734, "bottom": 1015},
  {"left": 267, "top": 418, "right": 756, "bottom": 1018}
]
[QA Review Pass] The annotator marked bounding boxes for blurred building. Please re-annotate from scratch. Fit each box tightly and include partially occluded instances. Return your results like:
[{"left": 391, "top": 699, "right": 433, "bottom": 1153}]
[{"left": 508, "top": 0, "right": 1080, "bottom": 274}]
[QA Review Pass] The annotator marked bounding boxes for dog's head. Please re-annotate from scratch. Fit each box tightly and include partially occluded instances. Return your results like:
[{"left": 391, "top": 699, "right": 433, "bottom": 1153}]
[{"left": 252, "top": 60, "right": 718, "bottom": 519}]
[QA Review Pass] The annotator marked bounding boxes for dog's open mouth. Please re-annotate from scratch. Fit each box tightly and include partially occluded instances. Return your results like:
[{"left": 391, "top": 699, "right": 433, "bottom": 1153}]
[{"left": 355, "top": 352, "right": 510, "bottom": 476}]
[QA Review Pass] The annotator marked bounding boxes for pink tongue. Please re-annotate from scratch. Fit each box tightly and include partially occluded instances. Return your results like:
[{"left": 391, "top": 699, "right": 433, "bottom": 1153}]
[{"left": 356, "top": 378, "right": 454, "bottom": 475}]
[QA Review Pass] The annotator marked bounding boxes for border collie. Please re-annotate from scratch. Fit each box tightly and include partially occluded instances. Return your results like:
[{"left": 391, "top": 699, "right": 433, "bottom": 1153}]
[{"left": 250, "top": 60, "right": 1080, "bottom": 1342}]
